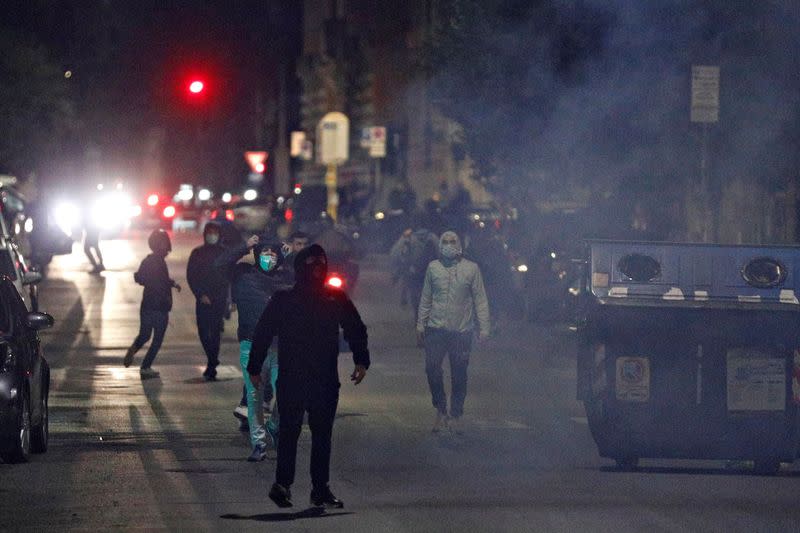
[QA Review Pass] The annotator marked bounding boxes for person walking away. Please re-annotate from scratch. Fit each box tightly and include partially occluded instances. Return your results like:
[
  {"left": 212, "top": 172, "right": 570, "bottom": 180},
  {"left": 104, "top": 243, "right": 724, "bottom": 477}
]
[
  {"left": 83, "top": 222, "right": 105, "bottom": 273},
  {"left": 248, "top": 244, "right": 370, "bottom": 509},
  {"left": 123, "top": 229, "right": 181, "bottom": 379},
  {"left": 416, "top": 230, "right": 490, "bottom": 433},
  {"left": 187, "top": 222, "right": 229, "bottom": 381},
  {"left": 215, "top": 235, "right": 291, "bottom": 461}
]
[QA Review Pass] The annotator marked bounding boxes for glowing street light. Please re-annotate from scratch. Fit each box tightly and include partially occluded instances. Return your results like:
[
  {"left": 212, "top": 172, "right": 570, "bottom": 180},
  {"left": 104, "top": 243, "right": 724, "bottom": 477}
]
[{"left": 189, "top": 80, "right": 204, "bottom": 94}]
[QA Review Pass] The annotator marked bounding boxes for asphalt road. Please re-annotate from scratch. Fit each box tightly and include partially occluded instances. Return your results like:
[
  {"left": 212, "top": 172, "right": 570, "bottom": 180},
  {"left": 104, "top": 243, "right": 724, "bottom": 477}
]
[{"left": 1, "top": 232, "right": 799, "bottom": 532}]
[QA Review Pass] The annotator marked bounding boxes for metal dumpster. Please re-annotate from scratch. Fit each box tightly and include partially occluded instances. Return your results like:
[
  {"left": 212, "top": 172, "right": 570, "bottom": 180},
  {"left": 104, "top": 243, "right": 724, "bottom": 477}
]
[{"left": 576, "top": 240, "right": 800, "bottom": 473}]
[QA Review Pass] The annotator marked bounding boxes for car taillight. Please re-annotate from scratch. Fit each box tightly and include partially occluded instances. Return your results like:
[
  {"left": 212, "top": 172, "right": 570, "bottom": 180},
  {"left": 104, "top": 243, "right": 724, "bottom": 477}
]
[
  {"left": 147, "top": 194, "right": 159, "bottom": 206},
  {"left": 225, "top": 209, "right": 235, "bottom": 221},
  {"left": 326, "top": 274, "right": 344, "bottom": 289},
  {"left": 163, "top": 205, "right": 176, "bottom": 218},
  {"left": 284, "top": 208, "right": 294, "bottom": 223}
]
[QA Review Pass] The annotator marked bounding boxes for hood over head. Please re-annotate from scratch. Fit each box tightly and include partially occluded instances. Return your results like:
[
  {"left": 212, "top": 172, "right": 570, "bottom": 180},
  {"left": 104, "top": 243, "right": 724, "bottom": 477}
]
[
  {"left": 148, "top": 229, "right": 172, "bottom": 255},
  {"left": 253, "top": 240, "right": 285, "bottom": 273},
  {"left": 294, "top": 244, "right": 328, "bottom": 287}
]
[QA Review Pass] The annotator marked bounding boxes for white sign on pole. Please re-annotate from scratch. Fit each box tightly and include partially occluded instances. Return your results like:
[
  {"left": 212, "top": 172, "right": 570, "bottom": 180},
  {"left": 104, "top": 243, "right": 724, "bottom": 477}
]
[
  {"left": 368, "top": 126, "right": 387, "bottom": 158},
  {"left": 360, "top": 128, "right": 372, "bottom": 149},
  {"left": 691, "top": 65, "right": 720, "bottom": 123},
  {"left": 290, "top": 131, "right": 306, "bottom": 157},
  {"left": 300, "top": 140, "right": 313, "bottom": 161},
  {"left": 316, "top": 112, "right": 349, "bottom": 165}
]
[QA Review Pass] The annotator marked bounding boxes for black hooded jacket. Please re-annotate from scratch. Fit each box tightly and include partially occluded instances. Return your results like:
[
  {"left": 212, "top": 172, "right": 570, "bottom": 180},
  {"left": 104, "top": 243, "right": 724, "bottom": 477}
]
[
  {"left": 214, "top": 239, "right": 292, "bottom": 341},
  {"left": 248, "top": 245, "right": 370, "bottom": 384},
  {"left": 186, "top": 225, "right": 229, "bottom": 312}
]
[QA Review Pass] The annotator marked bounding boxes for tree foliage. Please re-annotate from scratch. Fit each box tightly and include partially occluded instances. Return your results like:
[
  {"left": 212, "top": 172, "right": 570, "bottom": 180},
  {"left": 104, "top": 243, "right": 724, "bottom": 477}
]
[
  {"left": 0, "top": 30, "right": 75, "bottom": 176},
  {"left": 421, "top": 0, "right": 612, "bottom": 196}
]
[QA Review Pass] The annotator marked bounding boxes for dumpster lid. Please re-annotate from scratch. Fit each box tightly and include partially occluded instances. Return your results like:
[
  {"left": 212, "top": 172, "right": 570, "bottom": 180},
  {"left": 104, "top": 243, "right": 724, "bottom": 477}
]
[{"left": 587, "top": 240, "right": 800, "bottom": 309}]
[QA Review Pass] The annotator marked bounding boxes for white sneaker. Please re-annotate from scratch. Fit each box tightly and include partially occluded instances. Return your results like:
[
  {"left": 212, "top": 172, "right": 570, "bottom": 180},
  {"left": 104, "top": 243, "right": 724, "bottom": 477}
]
[
  {"left": 140, "top": 368, "right": 160, "bottom": 379},
  {"left": 432, "top": 411, "right": 448, "bottom": 433},
  {"left": 233, "top": 405, "right": 248, "bottom": 420}
]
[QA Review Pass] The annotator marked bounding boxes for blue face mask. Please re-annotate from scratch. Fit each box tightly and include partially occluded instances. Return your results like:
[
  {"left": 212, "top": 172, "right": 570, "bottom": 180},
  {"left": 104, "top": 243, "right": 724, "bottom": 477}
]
[{"left": 259, "top": 254, "right": 275, "bottom": 272}]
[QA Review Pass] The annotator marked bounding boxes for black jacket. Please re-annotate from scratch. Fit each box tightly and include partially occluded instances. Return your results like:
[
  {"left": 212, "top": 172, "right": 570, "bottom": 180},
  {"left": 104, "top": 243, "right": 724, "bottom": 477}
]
[
  {"left": 186, "top": 243, "right": 229, "bottom": 312},
  {"left": 214, "top": 243, "right": 292, "bottom": 341},
  {"left": 134, "top": 253, "right": 173, "bottom": 312},
  {"left": 248, "top": 285, "right": 370, "bottom": 385}
]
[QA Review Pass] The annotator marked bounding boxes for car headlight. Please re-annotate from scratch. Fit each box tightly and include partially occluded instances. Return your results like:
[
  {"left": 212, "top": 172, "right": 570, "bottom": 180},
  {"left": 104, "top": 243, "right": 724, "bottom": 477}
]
[{"left": 54, "top": 202, "right": 81, "bottom": 237}]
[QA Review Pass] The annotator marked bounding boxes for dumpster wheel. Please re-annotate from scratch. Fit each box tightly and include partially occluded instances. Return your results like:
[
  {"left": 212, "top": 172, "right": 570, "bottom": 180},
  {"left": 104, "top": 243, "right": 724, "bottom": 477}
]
[
  {"left": 753, "top": 459, "right": 781, "bottom": 475},
  {"left": 614, "top": 457, "right": 639, "bottom": 471}
]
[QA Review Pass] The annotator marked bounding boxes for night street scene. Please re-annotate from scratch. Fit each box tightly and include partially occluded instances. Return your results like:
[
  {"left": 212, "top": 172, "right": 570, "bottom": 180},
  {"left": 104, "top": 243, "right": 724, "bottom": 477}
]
[{"left": 2, "top": 1, "right": 800, "bottom": 531}]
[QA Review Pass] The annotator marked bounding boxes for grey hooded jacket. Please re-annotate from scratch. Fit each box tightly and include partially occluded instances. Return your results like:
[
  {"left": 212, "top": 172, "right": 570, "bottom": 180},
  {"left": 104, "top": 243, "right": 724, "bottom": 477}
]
[{"left": 416, "top": 255, "right": 491, "bottom": 337}]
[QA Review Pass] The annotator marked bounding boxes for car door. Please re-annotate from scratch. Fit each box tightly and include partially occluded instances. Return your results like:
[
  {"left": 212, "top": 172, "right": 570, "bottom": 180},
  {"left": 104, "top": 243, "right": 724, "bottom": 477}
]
[{"left": 2, "top": 281, "right": 41, "bottom": 422}]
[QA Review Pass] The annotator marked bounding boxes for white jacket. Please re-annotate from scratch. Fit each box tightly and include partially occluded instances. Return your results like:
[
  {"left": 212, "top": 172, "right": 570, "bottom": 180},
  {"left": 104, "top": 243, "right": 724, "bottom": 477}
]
[{"left": 416, "top": 257, "right": 490, "bottom": 337}]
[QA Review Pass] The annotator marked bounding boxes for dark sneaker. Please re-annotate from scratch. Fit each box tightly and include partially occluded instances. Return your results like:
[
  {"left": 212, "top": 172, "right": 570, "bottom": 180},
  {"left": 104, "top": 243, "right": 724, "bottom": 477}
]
[
  {"left": 123, "top": 346, "right": 137, "bottom": 368},
  {"left": 269, "top": 483, "right": 293, "bottom": 508},
  {"left": 203, "top": 373, "right": 217, "bottom": 382},
  {"left": 247, "top": 445, "right": 267, "bottom": 462},
  {"left": 266, "top": 421, "right": 279, "bottom": 449},
  {"left": 310, "top": 486, "right": 344, "bottom": 509},
  {"left": 139, "top": 368, "right": 160, "bottom": 379}
]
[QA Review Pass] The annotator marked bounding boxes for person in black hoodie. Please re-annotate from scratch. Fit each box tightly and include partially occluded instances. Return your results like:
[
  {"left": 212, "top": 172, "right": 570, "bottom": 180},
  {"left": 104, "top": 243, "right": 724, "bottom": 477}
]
[
  {"left": 187, "top": 222, "right": 229, "bottom": 381},
  {"left": 215, "top": 234, "right": 292, "bottom": 461},
  {"left": 124, "top": 229, "right": 181, "bottom": 379},
  {"left": 248, "top": 244, "right": 370, "bottom": 509}
]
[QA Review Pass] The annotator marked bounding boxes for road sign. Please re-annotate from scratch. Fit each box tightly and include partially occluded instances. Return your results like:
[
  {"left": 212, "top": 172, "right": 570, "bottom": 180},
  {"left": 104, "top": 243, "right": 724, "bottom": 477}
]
[
  {"left": 360, "top": 128, "right": 372, "bottom": 149},
  {"left": 369, "top": 126, "right": 386, "bottom": 158},
  {"left": 316, "top": 112, "right": 349, "bottom": 165},
  {"left": 300, "top": 140, "right": 313, "bottom": 161},
  {"left": 244, "top": 151, "right": 268, "bottom": 173},
  {"left": 290, "top": 132, "right": 306, "bottom": 157},
  {"left": 691, "top": 65, "right": 720, "bottom": 123}
]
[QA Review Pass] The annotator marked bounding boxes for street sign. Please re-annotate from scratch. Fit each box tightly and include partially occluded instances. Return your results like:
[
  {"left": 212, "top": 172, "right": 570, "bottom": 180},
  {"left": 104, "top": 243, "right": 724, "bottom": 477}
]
[
  {"left": 300, "top": 140, "right": 313, "bottom": 161},
  {"left": 360, "top": 128, "right": 372, "bottom": 149},
  {"left": 290, "top": 132, "right": 306, "bottom": 157},
  {"left": 316, "top": 112, "right": 349, "bottom": 165},
  {"left": 244, "top": 151, "right": 268, "bottom": 173},
  {"left": 691, "top": 65, "right": 720, "bottom": 123},
  {"left": 368, "top": 126, "right": 387, "bottom": 158}
]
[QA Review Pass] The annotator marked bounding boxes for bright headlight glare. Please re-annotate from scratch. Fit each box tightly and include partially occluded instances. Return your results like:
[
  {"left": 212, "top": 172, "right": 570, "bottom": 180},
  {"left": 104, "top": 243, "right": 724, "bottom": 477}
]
[{"left": 54, "top": 202, "right": 80, "bottom": 237}]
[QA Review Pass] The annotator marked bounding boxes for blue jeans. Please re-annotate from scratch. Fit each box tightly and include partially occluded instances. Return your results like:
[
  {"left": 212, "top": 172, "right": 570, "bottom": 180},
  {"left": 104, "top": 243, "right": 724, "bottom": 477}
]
[
  {"left": 239, "top": 341, "right": 279, "bottom": 449},
  {"left": 133, "top": 309, "right": 168, "bottom": 370}
]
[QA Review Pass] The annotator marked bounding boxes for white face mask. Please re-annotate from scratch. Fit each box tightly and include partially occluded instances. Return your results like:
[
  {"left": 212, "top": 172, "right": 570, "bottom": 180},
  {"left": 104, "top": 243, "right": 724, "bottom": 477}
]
[
  {"left": 205, "top": 233, "right": 220, "bottom": 245},
  {"left": 441, "top": 243, "right": 460, "bottom": 259}
]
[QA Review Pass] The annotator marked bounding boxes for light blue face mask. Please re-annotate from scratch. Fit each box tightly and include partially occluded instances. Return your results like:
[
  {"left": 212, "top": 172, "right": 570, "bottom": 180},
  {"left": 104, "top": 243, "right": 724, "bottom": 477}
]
[{"left": 259, "top": 254, "right": 275, "bottom": 272}]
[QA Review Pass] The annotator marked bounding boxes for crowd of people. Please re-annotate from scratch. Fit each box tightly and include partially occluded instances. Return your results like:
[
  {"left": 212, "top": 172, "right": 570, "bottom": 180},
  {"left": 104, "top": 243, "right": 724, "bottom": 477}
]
[{"left": 116, "top": 219, "right": 495, "bottom": 509}]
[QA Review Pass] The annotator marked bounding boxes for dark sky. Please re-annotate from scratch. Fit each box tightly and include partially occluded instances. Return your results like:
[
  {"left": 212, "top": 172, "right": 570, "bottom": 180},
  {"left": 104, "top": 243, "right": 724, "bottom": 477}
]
[{"left": 2, "top": 0, "right": 289, "bottom": 192}]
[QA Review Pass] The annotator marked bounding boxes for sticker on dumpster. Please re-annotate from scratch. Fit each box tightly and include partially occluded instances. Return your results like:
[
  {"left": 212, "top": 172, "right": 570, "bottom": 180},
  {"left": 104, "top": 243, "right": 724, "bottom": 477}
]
[
  {"left": 615, "top": 357, "right": 650, "bottom": 402},
  {"left": 726, "top": 349, "right": 785, "bottom": 411}
]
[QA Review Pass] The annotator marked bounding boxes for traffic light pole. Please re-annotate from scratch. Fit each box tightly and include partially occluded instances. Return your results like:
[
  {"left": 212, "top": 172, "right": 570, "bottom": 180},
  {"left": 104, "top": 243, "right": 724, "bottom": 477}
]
[{"left": 326, "top": 163, "right": 338, "bottom": 221}]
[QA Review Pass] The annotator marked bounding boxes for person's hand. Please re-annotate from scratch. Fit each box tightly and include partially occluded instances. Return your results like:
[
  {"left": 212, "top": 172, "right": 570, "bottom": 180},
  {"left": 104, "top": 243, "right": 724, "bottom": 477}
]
[
  {"left": 416, "top": 330, "right": 425, "bottom": 348},
  {"left": 246, "top": 235, "right": 260, "bottom": 249},
  {"left": 250, "top": 373, "right": 262, "bottom": 389},
  {"left": 200, "top": 295, "right": 211, "bottom": 305},
  {"left": 282, "top": 243, "right": 291, "bottom": 256},
  {"left": 350, "top": 365, "right": 367, "bottom": 385}
]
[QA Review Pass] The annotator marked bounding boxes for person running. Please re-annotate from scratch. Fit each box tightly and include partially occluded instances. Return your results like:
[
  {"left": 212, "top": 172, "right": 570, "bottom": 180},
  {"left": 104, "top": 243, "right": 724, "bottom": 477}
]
[
  {"left": 123, "top": 229, "right": 181, "bottom": 379},
  {"left": 248, "top": 244, "right": 370, "bottom": 509},
  {"left": 416, "top": 230, "right": 490, "bottom": 433},
  {"left": 83, "top": 223, "right": 105, "bottom": 273},
  {"left": 186, "top": 222, "right": 229, "bottom": 381},
  {"left": 215, "top": 234, "right": 291, "bottom": 461}
]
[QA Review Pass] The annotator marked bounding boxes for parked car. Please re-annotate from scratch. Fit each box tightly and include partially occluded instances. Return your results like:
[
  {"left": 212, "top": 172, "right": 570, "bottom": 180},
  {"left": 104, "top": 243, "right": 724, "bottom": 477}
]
[{"left": 0, "top": 275, "right": 54, "bottom": 463}]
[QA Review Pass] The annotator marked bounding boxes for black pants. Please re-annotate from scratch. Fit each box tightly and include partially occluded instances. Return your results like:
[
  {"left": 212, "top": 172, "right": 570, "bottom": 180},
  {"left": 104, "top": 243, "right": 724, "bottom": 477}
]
[
  {"left": 133, "top": 309, "right": 169, "bottom": 369},
  {"left": 196, "top": 303, "right": 224, "bottom": 373},
  {"left": 424, "top": 328, "right": 473, "bottom": 418},
  {"left": 275, "top": 378, "right": 339, "bottom": 489}
]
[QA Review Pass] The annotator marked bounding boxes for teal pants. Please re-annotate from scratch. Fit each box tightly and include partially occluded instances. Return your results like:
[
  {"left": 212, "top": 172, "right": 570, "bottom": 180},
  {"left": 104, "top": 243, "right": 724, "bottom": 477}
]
[{"left": 239, "top": 340, "right": 279, "bottom": 449}]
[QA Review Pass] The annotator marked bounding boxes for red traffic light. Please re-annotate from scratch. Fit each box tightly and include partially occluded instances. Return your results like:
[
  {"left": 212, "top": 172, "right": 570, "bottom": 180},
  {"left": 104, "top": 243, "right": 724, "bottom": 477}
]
[{"left": 188, "top": 80, "right": 204, "bottom": 94}]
